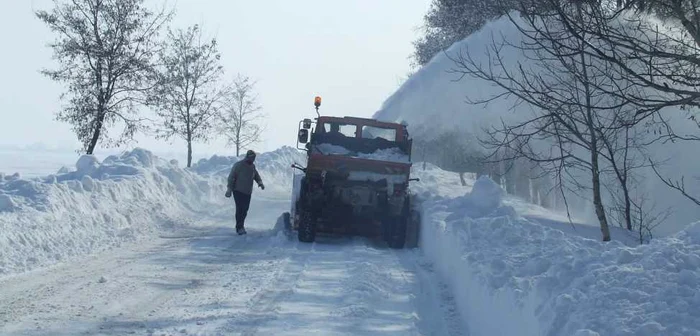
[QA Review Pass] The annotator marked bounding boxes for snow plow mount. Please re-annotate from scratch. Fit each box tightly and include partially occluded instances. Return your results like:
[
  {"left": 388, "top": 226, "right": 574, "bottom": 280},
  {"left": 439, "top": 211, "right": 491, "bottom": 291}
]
[{"left": 291, "top": 163, "right": 307, "bottom": 173}]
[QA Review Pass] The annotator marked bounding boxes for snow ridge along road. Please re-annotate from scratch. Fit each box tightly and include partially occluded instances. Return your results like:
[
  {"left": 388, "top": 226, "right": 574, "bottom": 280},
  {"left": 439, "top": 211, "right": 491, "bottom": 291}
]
[{"left": 0, "top": 196, "right": 465, "bottom": 336}]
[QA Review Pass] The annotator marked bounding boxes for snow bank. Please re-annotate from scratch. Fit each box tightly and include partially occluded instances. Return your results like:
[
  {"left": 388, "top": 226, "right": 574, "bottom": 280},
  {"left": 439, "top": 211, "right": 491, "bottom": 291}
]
[
  {"left": 0, "top": 148, "right": 217, "bottom": 277},
  {"left": 0, "top": 146, "right": 308, "bottom": 277},
  {"left": 419, "top": 175, "right": 700, "bottom": 335}
]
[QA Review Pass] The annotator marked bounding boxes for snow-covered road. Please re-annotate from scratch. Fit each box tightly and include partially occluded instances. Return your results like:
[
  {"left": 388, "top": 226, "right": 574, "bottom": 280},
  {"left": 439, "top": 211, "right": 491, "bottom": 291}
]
[{"left": 0, "top": 197, "right": 464, "bottom": 336}]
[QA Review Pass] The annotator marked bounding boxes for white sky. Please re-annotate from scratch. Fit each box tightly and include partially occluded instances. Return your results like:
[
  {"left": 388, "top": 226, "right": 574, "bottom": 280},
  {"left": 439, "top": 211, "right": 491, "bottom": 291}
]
[{"left": 0, "top": 0, "right": 429, "bottom": 157}]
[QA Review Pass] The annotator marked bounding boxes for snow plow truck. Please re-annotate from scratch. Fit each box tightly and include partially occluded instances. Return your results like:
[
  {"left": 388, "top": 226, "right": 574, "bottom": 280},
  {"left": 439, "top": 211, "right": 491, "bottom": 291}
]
[{"left": 284, "top": 96, "right": 420, "bottom": 248}]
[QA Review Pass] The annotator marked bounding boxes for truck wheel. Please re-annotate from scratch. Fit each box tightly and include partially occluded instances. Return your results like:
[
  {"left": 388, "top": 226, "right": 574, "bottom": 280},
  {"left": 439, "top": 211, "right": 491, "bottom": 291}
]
[
  {"left": 283, "top": 212, "right": 292, "bottom": 231},
  {"left": 405, "top": 209, "right": 420, "bottom": 248},
  {"left": 387, "top": 216, "right": 407, "bottom": 249},
  {"left": 298, "top": 210, "right": 316, "bottom": 243}
]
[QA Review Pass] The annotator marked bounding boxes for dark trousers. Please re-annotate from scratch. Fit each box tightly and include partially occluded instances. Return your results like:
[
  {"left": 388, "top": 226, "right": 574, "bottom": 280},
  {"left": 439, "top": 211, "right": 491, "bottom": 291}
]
[{"left": 233, "top": 191, "right": 252, "bottom": 229}]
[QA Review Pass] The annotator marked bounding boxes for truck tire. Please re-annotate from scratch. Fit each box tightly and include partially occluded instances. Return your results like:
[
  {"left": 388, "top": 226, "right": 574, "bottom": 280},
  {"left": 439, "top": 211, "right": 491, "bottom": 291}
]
[
  {"left": 387, "top": 216, "right": 407, "bottom": 249},
  {"left": 283, "top": 212, "right": 292, "bottom": 231},
  {"left": 405, "top": 209, "right": 420, "bottom": 248},
  {"left": 298, "top": 209, "right": 316, "bottom": 243}
]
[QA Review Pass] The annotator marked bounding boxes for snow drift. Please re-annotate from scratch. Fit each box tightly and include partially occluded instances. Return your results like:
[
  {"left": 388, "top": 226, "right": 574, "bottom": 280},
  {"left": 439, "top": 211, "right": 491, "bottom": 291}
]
[
  {"left": 414, "top": 169, "right": 700, "bottom": 335},
  {"left": 0, "top": 146, "right": 304, "bottom": 277},
  {"left": 374, "top": 13, "right": 700, "bottom": 236},
  {"left": 0, "top": 149, "right": 212, "bottom": 276}
]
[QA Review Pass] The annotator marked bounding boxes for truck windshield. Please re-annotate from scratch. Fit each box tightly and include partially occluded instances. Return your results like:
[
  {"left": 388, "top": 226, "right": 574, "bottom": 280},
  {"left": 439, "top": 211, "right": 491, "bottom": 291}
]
[
  {"left": 313, "top": 122, "right": 406, "bottom": 155},
  {"left": 361, "top": 126, "right": 396, "bottom": 141},
  {"left": 321, "top": 123, "right": 357, "bottom": 137}
]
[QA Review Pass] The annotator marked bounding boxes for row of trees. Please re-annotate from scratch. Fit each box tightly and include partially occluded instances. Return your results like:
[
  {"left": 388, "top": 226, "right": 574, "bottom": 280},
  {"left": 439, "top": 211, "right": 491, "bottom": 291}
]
[
  {"left": 36, "top": 0, "right": 264, "bottom": 167},
  {"left": 413, "top": 0, "right": 700, "bottom": 242}
]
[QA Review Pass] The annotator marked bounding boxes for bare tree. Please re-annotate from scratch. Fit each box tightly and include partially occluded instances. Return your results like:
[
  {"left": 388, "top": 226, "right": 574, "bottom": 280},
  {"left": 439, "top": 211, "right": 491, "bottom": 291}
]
[
  {"left": 151, "top": 24, "right": 227, "bottom": 167},
  {"left": 449, "top": 2, "right": 654, "bottom": 241},
  {"left": 219, "top": 75, "right": 265, "bottom": 156},
  {"left": 598, "top": 123, "right": 670, "bottom": 243},
  {"left": 548, "top": 0, "right": 700, "bottom": 133},
  {"left": 412, "top": 0, "right": 552, "bottom": 67},
  {"left": 650, "top": 160, "right": 700, "bottom": 206},
  {"left": 552, "top": 0, "right": 700, "bottom": 208},
  {"left": 36, "top": 0, "right": 171, "bottom": 154},
  {"left": 503, "top": 0, "right": 700, "bottom": 210}
]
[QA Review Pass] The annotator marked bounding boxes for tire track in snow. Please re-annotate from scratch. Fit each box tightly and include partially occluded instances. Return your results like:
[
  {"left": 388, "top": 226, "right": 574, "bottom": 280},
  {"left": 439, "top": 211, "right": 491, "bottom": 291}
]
[
  {"left": 395, "top": 249, "right": 467, "bottom": 336},
  {"left": 228, "top": 235, "right": 468, "bottom": 336},
  {"left": 1, "top": 202, "right": 467, "bottom": 336},
  {"left": 229, "top": 242, "right": 315, "bottom": 336}
]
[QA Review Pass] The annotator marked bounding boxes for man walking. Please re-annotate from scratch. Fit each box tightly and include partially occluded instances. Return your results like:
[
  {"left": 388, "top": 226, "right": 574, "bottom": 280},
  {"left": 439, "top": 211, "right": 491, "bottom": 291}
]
[{"left": 225, "top": 150, "right": 264, "bottom": 235}]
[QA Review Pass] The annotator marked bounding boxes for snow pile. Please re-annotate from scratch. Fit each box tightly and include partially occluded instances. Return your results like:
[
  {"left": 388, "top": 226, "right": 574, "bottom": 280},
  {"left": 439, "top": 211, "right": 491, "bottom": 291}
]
[
  {"left": 438, "top": 176, "right": 516, "bottom": 220},
  {"left": 419, "top": 176, "right": 700, "bottom": 335},
  {"left": 0, "top": 148, "right": 217, "bottom": 277},
  {"left": 313, "top": 143, "right": 410, "bottom": 164},
  {"left": 192, "top": 146, "right": 306, "bottom": 195}
]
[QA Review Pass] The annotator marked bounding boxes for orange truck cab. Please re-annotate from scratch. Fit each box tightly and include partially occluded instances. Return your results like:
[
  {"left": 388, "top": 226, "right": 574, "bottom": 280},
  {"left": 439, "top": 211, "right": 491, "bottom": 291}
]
[{"left": 288, "top": 98, "right": 419, "bottom": 248}]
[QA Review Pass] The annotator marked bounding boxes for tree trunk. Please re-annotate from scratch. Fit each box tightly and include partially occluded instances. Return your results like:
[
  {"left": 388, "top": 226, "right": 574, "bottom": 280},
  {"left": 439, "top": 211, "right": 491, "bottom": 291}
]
[
  {"left": 623, "top": 184, "right": 632, "bottom": 231},
  {"left": 577, "top": 20, "right": 611, "bottom": 242},
  {"left": 187, "top": 139, "right": 193, "bottom": 168},
  {"left": 86, "top": 113, "right": 105, "bottom": 155},
  {"left": 591, "top": 151, "right": 611, "bottom": 241},
  {"left": 459, "top": 172, "right": 467, "bottom": 186},
  {"left": 186, "top": 125, "right": 193, "bottom": 168}
]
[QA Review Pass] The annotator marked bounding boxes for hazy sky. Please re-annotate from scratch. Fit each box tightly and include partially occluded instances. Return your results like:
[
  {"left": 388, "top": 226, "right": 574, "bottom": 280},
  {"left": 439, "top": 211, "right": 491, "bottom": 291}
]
[{"left": 0, "top": 0, "right": 429, "bottom": 157}]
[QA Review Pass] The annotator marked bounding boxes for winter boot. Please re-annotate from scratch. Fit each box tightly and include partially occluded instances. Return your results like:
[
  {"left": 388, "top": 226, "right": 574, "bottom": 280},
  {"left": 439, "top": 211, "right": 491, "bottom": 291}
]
[{"left": 237, "top": 227, "right": 247, "bottom": 235}]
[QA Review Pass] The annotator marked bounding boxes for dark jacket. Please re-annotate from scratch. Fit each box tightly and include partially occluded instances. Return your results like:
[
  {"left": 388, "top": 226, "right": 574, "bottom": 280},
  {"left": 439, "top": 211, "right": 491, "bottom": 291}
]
[{"left": 227, "top": 160, "right": 262, "bottom": 195}]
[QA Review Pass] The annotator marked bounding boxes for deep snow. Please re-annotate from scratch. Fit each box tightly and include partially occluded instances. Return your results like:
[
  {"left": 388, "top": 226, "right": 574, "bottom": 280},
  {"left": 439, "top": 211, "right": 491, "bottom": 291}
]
[
  {"left": 0, "top": 147, "right": 304, "bottom": 277},
  {"left": 416, "top": 173, "right": 700, "bottom": 335},
  {"left": 1, "top": 145, "right": 699, "bottom": 335},
  {"left": 375, "top": 12, "right": 700, "bottom": 328},
  {"left": 0, "top": 148, "right": 464, "bottom": 336}
]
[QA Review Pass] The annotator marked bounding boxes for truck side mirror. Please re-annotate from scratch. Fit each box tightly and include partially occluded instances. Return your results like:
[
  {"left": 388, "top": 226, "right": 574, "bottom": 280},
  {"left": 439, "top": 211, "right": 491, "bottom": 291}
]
[
  {"left": 303, "top": 118, "right": 312, "bottom": 129},
  {"left": 298, "top": 129, "right": 309, "bottom": 144}
]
